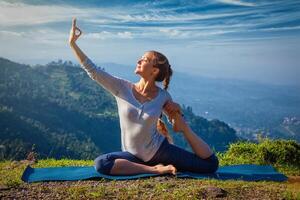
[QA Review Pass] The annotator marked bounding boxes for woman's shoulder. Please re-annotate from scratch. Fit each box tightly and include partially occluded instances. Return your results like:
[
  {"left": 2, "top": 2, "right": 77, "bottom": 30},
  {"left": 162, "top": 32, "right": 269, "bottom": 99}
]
[{"left": 119, "top": 78, "right": 135, "bottom": 92}]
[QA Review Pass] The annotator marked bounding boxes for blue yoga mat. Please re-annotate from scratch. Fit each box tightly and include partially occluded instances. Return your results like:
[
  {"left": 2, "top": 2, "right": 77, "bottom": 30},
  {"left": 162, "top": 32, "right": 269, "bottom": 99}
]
[{"left": 21, "top": 164, "right": 288, "bottom": 183}]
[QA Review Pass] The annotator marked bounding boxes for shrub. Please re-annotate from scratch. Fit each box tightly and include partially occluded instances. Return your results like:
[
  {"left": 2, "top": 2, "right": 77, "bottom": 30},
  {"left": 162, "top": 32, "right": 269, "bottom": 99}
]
[{"left": 218, "top": 138, "right": 300, "bottom": 167}]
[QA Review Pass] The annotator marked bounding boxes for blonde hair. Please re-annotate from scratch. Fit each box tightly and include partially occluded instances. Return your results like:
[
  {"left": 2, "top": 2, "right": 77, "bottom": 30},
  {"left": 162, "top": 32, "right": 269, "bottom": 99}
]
[{"left": 148, "top": 50, "right": 174, "bottom": 144}]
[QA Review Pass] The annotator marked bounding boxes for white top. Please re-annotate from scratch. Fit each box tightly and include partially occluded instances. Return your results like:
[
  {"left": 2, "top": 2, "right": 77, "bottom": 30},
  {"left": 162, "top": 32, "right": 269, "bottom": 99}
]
[{"left": 81, "top": 57, "right": 172, "bottom": 162}]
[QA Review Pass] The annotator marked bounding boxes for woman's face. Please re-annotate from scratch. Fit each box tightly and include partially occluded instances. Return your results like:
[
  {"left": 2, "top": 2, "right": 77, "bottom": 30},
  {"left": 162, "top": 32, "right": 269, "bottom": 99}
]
[{"left": 134, "top": 52, "right": 159, "bottom": 80}]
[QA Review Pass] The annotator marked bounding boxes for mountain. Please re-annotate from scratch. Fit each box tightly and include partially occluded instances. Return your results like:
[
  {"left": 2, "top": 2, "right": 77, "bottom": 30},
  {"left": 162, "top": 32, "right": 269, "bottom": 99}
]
[
  {"left": 271, "top": 117, "right": 300, "bottom": 141},
  {"left": 0, "top": 57, "right": 238, "bottom": 160}
]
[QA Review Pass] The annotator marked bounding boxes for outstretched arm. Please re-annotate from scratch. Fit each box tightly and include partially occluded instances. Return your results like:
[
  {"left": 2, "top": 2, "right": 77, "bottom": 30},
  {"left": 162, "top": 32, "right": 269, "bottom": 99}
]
[{"left": 69, "top": 18, "right": 124, "bottom": 97}]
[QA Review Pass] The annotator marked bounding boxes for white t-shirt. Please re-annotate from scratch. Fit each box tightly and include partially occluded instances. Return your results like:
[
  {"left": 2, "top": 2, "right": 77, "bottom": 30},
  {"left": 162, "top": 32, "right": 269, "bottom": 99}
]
[{"left": 81, "top": 57, "right": 172, "bottom": 162}]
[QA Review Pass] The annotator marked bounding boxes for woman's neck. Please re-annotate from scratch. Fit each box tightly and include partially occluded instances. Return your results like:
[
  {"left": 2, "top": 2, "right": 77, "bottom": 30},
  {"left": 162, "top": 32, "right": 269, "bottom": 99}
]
[{"left": 135, "top": 78, "right": 157, "bottom": 94}]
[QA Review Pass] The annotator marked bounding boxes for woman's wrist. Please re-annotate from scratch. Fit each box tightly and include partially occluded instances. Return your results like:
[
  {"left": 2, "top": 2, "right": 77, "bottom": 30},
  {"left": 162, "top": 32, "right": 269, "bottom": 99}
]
[
  {"left": 181, "top": 124, "right": 191, "bottom": 134},
  {"left": 69, "top": 40, "right": 77, "bottom": 47}
]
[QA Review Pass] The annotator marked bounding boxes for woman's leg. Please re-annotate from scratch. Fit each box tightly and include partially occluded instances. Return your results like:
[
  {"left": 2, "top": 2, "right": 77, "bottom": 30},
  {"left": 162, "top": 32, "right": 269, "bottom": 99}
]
[
  {"left": 173, "top": 113, "right": 214, "bottom": 159},
  {"left": 182, "top": 125, "right": 214, "bottom": 159},
  {"left": 148, "top": 138, "right": 219, "bottom": 173},
  {"left": 94, "top": 151, "right": 176, "bottom": 175},
  {"left": 110, "top": 159, "right": 176, "bottom": 175}
]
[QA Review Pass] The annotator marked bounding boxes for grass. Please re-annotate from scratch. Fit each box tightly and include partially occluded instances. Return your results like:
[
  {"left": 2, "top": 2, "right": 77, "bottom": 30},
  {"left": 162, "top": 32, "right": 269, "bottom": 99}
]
[
  {"left": 0, "top": 158, "right": 299, "bottom": 199},
  {"left": 1, "top": 139, "right": 300, "bottom": 199},
  {"left": 217, "top": 138, "right": 300, "bottom": 176}
]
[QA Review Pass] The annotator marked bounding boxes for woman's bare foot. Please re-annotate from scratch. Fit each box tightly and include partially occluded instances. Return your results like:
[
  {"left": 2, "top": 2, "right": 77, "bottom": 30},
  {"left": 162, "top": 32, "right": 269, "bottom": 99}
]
[
  {"left": 154, "top": 163, "right": 177, "bottom": 175},
  {"left": 171, "top": 112, "right": 189, "bottom": 133}
]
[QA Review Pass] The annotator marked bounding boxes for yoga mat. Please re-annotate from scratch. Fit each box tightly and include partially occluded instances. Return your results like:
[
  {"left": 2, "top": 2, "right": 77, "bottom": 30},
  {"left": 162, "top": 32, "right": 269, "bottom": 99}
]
[{"left": 21, "top": 164, "right": 288, "bottom": 183}]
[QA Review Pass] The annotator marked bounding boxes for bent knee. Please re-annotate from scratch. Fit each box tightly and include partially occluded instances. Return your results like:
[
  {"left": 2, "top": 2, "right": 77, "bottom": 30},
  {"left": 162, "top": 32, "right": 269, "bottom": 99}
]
[
  {"left": 207, "top": 153, "right": 219, "bottom": 173},
  {"left": 195, "top": 153, "right": 219, "bottom": 173},
  {"left": 94, "top": 154, "right": 115, "bottom": 175}
]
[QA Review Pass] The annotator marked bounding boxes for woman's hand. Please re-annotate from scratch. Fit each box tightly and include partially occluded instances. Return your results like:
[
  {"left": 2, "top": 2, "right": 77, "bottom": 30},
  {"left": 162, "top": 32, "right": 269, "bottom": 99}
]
[
  {"left": 171, "top": 113, "right": 190, "bottom": 133},
  {"left": 163, "top": 100, "right": 182, "bottom": 118},
  {"left": 163, "top": 100, "right": 189, "bottom": 132},
  {"left": 171, "top": 113, "right": 189, "bottom": 132},
  {"left": 69, "top": 18, "right": 82, "bottom": 45}
]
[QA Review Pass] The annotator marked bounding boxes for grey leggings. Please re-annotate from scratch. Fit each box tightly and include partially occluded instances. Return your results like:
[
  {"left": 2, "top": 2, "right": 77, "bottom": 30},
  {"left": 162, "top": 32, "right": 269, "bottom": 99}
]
[{"left": 94, "top": 138, "right": 219, "bottom": 175}]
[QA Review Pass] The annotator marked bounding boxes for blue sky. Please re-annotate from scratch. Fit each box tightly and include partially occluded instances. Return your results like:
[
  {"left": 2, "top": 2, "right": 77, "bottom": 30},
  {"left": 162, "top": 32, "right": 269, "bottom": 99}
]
[{"left": 0, "top": 0, "right": 299, "bottom": 86}]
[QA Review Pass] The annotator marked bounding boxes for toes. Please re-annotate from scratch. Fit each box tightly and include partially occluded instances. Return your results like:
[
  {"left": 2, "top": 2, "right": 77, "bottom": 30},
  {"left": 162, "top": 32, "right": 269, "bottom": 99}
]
[
  {"left": 166, "top": 164, "right": 177, "bottom": 175},
  {"left": 172, "top": 167, "right": 177, "bottom": 175}
]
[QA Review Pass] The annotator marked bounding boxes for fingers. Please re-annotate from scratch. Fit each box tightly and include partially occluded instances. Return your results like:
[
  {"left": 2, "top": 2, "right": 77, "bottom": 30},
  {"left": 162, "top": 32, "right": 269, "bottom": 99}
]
[
  {"left": 163, "top": 101, "right": 182, "bottom": 120},
  {"left": 171, "top": 113, "right": 186, "bottom": 132},
  {"left": 72, "top": 17, "right": 76, "bottom": 28},
  {"left": 75, "top": 27, "right": 82, "bottom": 36},
  {"left": 167, "top": 108, "right": 177, "bottom": 116},
  {"left": 165, "top": 108, "right": 177, "bottom": 116},
  {"left": 165, "top": 102, "right": 181, "bottom": 113},
  {"left": 166, "top": 100, "right": 180, "bottom": 108},
  {"left": 71, "top": 17, "right": 82, "bottom": 37},
  {"left": 164, "top": 102, "right": 172, "bottom": 110}
]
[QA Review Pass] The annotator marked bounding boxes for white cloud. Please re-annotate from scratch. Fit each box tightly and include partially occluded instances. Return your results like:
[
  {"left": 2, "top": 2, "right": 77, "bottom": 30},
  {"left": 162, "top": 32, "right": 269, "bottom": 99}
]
[
  {"left": 117, "top": 31, "right": 133, "bottom": 39},
  {"left": 260, "top": 26, "right": 300, "bottom": 32},
  {"left": 0, "top": 28, "right": 67, "bottom": 46},
  {"left": 159, "top": 29, "right": 182, "bottom": 37},
  {"left": 158, "top": 28, "right": 239, "bottom": 39},
  {"left": 0, "top": 30, "right": 24, "bottom": 37},
  {"left": 0, "top": 1, "right": 95, "bottom": 26},
  {"left": 112, "top": 11, "right": 255, "bottom": 23},
  {"left": 215, "top": 0, "right": 256, "bottom": 7},
  {"left": 2, "top": 0, "right": 295, "bottom": 43},
  {"left": 85, "top": 31, "right": 133, "bottom": 40}
]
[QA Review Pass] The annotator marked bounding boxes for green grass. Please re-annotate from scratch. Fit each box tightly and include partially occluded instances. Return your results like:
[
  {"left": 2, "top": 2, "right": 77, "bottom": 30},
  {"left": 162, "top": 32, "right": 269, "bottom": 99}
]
[
  {"left": 217, "top": 138, "right": 300, "bottom": 176},
  {"left": 1, "top": 139, "right": 300, "bottom": 199},
  {"left": 33, "top": 158, "right": 94, "bottom": 168},
  {"left": 1, "top": 157, "right": 299, "bottom": 199},
  {"left": 0, "top": 160, "right": 28, "bottom": 188},
  {"left": 0, "top": 159, "right": 93, "bottom": 188},
  {"left": 0, "top": 159, "right": 299, "bottom": 199}
]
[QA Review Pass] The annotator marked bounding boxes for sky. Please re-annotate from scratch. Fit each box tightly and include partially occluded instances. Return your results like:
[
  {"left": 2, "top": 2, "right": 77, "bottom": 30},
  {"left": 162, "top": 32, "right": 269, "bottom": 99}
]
[{"left": 0, "top": 0, "right": 299, "bottom": 86}]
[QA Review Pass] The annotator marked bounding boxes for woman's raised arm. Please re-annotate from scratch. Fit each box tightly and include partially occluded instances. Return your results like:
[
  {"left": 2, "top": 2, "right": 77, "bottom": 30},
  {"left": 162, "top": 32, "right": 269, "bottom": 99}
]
[{"left": 68, "top": 18, "right": 126, "bottom": 97}]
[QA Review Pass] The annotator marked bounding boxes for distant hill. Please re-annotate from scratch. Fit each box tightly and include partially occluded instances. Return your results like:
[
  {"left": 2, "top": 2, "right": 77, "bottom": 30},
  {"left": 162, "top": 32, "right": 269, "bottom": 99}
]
[
  {"left": 0, "top": 57, "right": 238, "bottom": 160},
  {"left": 271, "top": 117, "right": 300, "bottom": 141}
]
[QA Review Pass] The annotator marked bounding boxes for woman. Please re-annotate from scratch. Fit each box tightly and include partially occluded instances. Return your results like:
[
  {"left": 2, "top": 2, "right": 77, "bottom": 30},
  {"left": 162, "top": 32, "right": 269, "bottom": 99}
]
[{"left": 69, "top": 18, "right": 219, "bottom": 175}]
